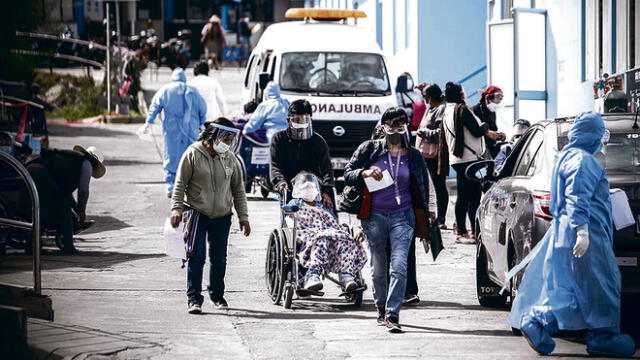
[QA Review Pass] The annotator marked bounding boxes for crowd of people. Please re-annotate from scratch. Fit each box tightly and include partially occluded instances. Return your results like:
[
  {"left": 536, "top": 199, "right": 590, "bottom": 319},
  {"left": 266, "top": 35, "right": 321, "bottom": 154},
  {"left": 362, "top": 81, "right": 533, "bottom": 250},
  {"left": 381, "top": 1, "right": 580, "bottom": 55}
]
[{"left": 130, "top": 63, "right": 635, "bottom": 355}]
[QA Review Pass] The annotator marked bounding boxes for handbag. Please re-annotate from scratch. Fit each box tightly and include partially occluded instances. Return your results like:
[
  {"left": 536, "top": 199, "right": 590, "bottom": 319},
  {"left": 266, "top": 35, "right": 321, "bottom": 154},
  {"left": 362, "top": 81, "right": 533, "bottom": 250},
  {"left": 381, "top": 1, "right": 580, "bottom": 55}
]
[
  {"left": 427, "top": 223, "right": 444, "bottom": 261},
  {"left": 418, "top": 138, "right": 439, "bottom": 159},
  {"left": 338, "top": 184, "right": 362, "bottom": 215}
]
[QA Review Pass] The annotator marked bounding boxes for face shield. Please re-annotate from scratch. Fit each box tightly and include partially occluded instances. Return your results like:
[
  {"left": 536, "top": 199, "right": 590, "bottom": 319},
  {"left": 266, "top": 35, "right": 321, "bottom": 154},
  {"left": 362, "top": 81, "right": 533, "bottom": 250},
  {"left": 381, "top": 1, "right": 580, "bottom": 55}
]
[
  {"left": 510, "top": 123, "right": 530, "bottom": 143},
  {"left": 206, "top": 122, "right": 240, "bottom": 154},
  {"left": 291, "top": 172, "right": 321, "bottom": 202},
  {"left": 288, "top": 114, "right": 313, "bottom": 140},
  {"left": 382, "top": 122, "right": 410, "bottom": 148}
]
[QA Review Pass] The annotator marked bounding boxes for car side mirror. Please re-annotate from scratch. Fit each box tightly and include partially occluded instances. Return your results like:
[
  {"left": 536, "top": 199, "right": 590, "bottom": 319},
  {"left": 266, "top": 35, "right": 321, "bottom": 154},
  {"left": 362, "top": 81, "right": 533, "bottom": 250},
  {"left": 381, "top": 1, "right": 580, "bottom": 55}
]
[
  {"left": 258, "top": 72, "right": 270, "bottom": 90},
  {"left": 465, "top": 160, "right": 496, "bottom": 182},
  {"left": 396, "top": 75, "right": 408, "bottom": 93}
]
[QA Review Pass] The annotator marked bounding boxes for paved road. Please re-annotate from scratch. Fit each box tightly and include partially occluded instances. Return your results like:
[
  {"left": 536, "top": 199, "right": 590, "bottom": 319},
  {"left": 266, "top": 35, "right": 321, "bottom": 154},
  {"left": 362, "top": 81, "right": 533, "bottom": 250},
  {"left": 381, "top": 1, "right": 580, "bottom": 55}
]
[{"left": 1, "top": 69, "right": 637, "bottom": 359}]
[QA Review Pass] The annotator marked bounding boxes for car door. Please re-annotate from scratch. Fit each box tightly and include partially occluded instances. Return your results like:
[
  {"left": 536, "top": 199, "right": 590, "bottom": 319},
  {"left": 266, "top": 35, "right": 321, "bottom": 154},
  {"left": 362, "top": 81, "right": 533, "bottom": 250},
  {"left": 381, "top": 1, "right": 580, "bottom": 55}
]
[{"left": 491, "top": 128, "right": 545, "bottom": 281}]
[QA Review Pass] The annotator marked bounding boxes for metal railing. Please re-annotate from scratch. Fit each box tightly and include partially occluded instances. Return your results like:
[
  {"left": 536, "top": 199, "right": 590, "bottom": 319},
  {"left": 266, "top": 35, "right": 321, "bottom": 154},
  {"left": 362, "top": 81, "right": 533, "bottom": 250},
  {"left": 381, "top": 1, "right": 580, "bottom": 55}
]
[
  {"left": 15, "top": 31, "right": 107, "bottom": 51},
  {"left": 0, "top": 151, "right": 41, "bottom": 295}
]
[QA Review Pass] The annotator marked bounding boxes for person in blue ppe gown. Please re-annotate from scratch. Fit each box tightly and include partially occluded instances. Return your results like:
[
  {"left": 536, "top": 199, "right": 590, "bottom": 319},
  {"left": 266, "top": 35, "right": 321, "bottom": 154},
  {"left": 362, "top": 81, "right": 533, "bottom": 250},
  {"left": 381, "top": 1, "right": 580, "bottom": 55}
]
[
  {"left": 139, "top": 68, "right": 207, "bottom": 197},
  {"left": 506, "top": 111, "right": 635, "bottom": 357},
  {"left": 242, "top": 81, "right": 290, "bottom": 142}
]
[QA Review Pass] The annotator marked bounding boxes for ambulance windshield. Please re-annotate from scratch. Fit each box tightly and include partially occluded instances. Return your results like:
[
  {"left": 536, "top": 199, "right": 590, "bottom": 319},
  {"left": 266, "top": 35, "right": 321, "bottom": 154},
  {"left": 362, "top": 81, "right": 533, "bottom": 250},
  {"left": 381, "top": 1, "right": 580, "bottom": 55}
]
[{"left": 279, "top": 52, "right": 391, "bottom": 96}]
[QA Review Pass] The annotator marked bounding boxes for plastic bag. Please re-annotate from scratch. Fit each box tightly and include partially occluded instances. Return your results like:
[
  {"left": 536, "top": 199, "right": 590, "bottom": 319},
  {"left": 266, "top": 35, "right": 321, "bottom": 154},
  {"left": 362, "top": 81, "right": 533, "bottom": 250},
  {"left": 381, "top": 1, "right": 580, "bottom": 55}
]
[{"left": 163, "top": 217, "right": 186, "bottom": 259}]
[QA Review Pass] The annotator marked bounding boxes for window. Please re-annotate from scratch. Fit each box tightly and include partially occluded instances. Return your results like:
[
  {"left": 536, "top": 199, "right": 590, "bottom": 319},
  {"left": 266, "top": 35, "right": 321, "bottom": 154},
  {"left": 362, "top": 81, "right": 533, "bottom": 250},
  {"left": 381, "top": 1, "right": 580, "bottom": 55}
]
[
  {"left": 244, "top": 55, "right": 256, "bottom": 88},
  {"left": 584, "top": 0, "right": 604, "bottom": 80},
  {"left": 515, "top": 130, "right": 544, "bottom": 176}
]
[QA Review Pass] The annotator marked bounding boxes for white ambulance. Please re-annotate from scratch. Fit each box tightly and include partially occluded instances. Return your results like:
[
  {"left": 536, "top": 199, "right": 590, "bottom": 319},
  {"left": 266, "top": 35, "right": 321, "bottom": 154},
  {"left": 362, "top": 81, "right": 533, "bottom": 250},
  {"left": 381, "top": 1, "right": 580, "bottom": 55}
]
[{"left": 241, "top": 8, "right": 397, "bottom": 173}]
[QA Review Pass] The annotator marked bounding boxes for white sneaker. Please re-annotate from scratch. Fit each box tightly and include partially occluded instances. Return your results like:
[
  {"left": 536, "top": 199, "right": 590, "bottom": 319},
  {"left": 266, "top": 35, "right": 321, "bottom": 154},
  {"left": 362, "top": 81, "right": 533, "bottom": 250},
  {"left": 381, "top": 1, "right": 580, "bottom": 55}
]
[
  {"left": 304, "top": 274, "right": 323, "bottom": 291},
  {"left": 339, "top": 273, "right": 358, "bottom": 292}
]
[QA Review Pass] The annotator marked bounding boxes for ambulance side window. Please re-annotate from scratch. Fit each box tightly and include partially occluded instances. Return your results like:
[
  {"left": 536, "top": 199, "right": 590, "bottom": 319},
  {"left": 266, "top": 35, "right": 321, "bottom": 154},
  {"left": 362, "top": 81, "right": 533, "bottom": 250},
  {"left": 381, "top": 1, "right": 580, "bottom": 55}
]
[
  {"left": 270, "top": 56, "right": 277, "bottom": 80},
  {"left": 244, "top": 55, "right": 256, "bottom": 88}
]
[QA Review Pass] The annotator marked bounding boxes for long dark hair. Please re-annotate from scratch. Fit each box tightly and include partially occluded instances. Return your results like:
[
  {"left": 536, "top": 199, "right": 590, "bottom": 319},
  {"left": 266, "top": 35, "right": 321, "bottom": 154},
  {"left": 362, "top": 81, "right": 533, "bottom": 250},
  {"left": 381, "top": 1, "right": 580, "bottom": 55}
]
[
  {"left": 422, "top": 83, "right": 444, "bottom": 103},
  {"left": 444, "top": 82, "right": 465, "bottom": 104},
  {"left": 445, "top": 82, "right": 471, "bottom": 158},
  {"left": 198, "top": 117, "right": 235, "bottom": 143}
]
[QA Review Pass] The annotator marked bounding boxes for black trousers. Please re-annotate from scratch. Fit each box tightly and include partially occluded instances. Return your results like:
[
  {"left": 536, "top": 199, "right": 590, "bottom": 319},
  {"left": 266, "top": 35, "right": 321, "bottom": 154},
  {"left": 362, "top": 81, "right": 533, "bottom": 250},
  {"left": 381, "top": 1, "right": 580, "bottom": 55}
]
[
  {"left": 452, "top": 162, "right": 482, "bottom": 235},
  {"left": 387, "top": 236, "right": 418, "bottom": 297},
  {"left": 425, "top": 157, "right": 449, "bottom": 225}
]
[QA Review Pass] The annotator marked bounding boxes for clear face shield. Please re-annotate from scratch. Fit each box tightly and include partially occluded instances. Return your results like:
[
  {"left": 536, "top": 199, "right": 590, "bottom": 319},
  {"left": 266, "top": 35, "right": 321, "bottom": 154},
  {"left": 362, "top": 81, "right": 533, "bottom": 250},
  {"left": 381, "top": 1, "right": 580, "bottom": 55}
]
[
  {"left": 291, "top": 172, "right": 321, "bottom": 203},
  {"left": 288, "top": 114, "right": 313, "bottom": 140},
  {"left": 510, "top": 124, "right": 529, "bottom": 143},
  {"left": 206, "top": 122, "right": 240, "bottom": 153},
  {"left": 382, "top": 121, "right": 410, "bottom": 148}
]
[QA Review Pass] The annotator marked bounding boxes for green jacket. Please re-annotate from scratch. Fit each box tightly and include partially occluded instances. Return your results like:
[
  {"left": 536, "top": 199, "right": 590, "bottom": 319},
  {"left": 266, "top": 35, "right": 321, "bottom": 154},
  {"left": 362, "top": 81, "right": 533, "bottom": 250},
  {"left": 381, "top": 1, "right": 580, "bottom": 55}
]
[{"left": 171, "top": 141, "right": 248, "bottom": 221}]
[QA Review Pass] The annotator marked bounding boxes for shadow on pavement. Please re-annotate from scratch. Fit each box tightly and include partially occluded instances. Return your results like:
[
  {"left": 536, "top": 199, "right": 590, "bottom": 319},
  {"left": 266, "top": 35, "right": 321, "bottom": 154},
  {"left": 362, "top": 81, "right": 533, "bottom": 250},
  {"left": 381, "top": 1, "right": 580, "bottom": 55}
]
[
  {"left": 401, "top": 323, "right": 514, "bottom": 337},
  {"left": 48, "top": 123, "right": 134, "bottom": 138},
  {"left": 204, "top": 303, "right": 375, "bottom": 321},
  {"left": 406, "top": 299, "right": 507, "bottom": 312},
  {"left": 0, "top": 250, "right": 166, "bottom": 273},
  {"left": 81, "top": 215, "right": 132, "bottom": 234},
  {"left": 103, "top": 159, "right": 160, "bottom": 166}
]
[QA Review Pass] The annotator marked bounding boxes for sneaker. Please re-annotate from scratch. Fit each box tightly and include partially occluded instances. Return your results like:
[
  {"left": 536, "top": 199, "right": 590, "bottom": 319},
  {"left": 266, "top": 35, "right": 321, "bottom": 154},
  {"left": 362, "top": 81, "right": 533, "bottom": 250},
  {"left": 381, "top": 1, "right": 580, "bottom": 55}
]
[
  {"left": 212, "top": 298, "right": 228, "bottom": 309},
  {"left": 403, "top": 294, "right": 420, "bottom": 305},
  {"left": 376, "top": 307, "right": 386, "bottom": 326},
  {"left": 304, "top": 274, "right": 323, "bottom": 291},
  {"left": 455, "top": 233, "right": 475, "bottom": 245},
  {"left": 384, "top": 315, "right": 403, "bottom": 333},
  {"left": 187, "top": 300, "right": 202, "bottom": 314},
  {"left": 339, "top": 273, "right": 358, "bottom": 292},
  {"left": 438, "top": 222, "right": 448, "bottom": 230}
]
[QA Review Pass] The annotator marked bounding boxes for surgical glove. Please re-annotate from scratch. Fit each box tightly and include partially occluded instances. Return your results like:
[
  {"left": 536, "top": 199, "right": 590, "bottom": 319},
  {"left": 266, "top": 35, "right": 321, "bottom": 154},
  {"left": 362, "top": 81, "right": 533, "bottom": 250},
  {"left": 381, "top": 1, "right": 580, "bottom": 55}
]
[
  {"left": 137, "top": 123, "right": 152, "bottom": 141},
  {"left": 573, "top": 224, "right": 589, "bottom": 258}
]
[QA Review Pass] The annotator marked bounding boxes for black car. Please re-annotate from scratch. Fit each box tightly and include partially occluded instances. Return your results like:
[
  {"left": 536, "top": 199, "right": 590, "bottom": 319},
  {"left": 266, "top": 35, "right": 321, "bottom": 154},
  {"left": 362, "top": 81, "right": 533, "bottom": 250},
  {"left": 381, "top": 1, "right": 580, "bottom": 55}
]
[{"left": 470, "top": 113, "right": 640, "bottom": 308}]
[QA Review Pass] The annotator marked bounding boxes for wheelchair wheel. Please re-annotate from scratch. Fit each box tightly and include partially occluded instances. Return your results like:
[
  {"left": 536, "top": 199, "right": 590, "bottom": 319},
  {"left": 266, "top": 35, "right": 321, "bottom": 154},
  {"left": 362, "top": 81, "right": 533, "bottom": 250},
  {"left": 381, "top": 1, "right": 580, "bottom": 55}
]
[
  {"left": 265, "top": 230, "right": 285, "bottom": 305},
  {"left": 260, "top": 186, "right": 269, "bottom": 199},
  {"left": 345, "top": 289, "right": 363, "bottom": 307},
  {"left": 283, "top": 282, "right": 294, "bottom": 309}
]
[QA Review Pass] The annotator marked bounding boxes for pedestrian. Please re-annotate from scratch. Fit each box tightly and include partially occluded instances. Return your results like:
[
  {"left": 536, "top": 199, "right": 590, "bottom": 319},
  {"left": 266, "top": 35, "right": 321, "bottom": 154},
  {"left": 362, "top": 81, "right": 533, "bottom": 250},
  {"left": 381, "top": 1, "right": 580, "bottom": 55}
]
[
  {"left": 471, "top": 85, "right": 504, "bottom": 158},
  {"left": 201, "top": 15, "right": 227, "bottom": 70},
  {"left": 395, "top": 72, "right": 424, "bottom": 130},
  {"left": 188, "top": 60, "right": 228, "bottom": 122},
  {"left": 237, "top": 13, "right": 252, "bottom": 47},
  {"left": 344, "top": 107, "right": 432, "bottom": 333},
  {"left": 138, "top": 67, "right": 207, "bottom": 198},
  {"left": 506, "top": 112, "right": 635, "bottom": 357},
  {"left": 416, "top": 83, "right": 449, "bottom": 229},
  {"left": 440, "top": 82, "right": 502, "bottom": 244},
  {"left": 21, "top": 145, "right": 106, "bottom": 254},
  {"left": 243, "top": 81, "right": 290, "bottom": 142},
  {"left": 494, "top": 119, "right": 530, "bottom": 173},
  {"left": 170, "top": 118, "right": 251, "bottom": 314},
  {"left": 270, "top": 99, "right": 335, "bottom": 209}
]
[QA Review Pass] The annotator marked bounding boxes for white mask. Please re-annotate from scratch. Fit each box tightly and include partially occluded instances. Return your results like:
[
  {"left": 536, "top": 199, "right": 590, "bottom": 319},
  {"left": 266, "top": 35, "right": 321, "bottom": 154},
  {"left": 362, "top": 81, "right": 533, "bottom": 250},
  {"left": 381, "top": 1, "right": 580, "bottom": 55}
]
[
  {"left": 291, "top": 122, "right": 309, "bottom": 129},
  {"left": 486, "top": 102, "right": 502, "bottom": 112},
  {"left": 292, "top": 182, "right": 319, "bottom": 202},
  {"left": 213, "top": 141, "right": 230, "bottom": 154}
]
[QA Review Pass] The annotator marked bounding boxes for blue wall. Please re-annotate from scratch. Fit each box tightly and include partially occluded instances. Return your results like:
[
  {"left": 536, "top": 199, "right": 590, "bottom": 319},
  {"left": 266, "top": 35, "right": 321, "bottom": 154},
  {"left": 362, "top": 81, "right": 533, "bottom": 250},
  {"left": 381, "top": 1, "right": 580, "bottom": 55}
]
[{"left": 420, "top": 0, "right": 487, "bottom": 103}]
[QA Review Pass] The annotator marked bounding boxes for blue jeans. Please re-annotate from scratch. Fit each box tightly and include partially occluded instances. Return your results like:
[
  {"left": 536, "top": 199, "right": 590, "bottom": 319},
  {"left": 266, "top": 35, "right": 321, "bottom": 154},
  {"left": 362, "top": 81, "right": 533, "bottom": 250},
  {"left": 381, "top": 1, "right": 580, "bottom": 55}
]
[
  {"left": 362, "top": 210, "right": 415, "bottom": 317},
  {"left": 186, "top": 213, "right": 232, "bottom": 304}
]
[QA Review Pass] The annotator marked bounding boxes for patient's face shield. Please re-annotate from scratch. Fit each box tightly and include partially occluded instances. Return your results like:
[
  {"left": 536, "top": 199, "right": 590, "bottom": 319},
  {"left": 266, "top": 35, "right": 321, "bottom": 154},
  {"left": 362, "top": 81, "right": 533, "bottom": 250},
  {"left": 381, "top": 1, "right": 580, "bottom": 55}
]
[{"left": 291, "top": 172, "right": 321, "bottom": 202}]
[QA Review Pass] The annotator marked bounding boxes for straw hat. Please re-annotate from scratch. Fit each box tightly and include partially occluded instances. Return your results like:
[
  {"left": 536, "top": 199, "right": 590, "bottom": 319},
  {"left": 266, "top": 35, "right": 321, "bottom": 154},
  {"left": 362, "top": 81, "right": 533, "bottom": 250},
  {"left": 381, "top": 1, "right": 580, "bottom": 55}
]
[{"left": 73, "top": 145, "right": 106, "bottom": 179}]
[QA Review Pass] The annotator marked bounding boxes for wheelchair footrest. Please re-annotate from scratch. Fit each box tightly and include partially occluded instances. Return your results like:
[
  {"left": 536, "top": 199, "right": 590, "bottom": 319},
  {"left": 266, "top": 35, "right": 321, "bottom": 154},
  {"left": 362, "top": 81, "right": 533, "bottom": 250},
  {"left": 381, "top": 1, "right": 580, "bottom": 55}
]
[
  {"left": 338, "top": 285, "right": 367, "bottom": 297},
  {"left": 296, "top": 289, "right": 324, "bottom": 297}
]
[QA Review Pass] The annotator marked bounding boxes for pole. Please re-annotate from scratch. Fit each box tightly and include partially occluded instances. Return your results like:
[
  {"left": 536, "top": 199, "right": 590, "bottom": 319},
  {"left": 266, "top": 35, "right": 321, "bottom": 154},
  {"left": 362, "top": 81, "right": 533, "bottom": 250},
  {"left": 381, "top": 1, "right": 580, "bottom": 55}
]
[{"left": 106, "top": 2, "right": 111, "bottom": 114}]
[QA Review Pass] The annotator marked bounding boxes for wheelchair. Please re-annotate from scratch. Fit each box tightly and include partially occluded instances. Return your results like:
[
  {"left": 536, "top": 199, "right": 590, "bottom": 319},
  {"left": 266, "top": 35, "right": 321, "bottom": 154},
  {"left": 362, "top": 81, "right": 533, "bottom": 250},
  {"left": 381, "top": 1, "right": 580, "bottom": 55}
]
[{"left": 265, "top": 192, "right": 367, "bottom": 309}]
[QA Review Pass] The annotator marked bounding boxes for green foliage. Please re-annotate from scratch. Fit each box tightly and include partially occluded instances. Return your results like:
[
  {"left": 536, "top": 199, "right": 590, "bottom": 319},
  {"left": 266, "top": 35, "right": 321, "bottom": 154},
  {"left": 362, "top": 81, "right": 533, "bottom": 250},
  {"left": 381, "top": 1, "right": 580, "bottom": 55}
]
[{"left": 34, "top": 73, "right": 105, "bottom": 121}]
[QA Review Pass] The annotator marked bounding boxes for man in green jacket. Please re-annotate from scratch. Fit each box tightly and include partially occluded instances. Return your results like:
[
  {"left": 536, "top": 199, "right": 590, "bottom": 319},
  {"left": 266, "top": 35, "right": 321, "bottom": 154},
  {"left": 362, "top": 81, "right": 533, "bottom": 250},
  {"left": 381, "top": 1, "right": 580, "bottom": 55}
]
[{"left": 170, "top": 118, "right": 250, "bottom": 314}]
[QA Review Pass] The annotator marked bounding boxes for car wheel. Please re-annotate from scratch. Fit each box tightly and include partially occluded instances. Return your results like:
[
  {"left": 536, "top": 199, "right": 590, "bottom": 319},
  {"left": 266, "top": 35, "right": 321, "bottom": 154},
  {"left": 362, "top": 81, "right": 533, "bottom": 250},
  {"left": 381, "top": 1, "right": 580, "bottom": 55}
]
[{"left": 476, "top": 235, "right": 507, "bottom": 308}]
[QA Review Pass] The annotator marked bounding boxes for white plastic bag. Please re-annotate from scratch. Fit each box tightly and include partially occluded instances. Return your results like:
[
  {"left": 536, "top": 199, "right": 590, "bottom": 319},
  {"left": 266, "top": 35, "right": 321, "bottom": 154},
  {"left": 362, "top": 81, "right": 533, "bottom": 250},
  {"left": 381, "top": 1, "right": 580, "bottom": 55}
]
[
  {"left": 610, "top": 189, "right": 635, "bottom": 230},
  {"left": 163, "top": 217, "right": 186, "bottom": 259}
]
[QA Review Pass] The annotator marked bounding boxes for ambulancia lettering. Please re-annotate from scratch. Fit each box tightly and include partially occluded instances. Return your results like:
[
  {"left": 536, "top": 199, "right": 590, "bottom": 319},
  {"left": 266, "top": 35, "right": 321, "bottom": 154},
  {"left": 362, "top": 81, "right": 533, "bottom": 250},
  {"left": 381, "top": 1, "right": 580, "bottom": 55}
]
[{"left": 311, "top": 103, "right": 382, "bottom": 115}]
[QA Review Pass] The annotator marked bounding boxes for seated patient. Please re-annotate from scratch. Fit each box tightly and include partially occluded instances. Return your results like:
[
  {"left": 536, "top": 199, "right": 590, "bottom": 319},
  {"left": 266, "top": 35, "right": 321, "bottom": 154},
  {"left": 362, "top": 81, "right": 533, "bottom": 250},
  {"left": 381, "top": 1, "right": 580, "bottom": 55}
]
[{"left": 288, "top": 172, "right": 367, "bottom": 292}]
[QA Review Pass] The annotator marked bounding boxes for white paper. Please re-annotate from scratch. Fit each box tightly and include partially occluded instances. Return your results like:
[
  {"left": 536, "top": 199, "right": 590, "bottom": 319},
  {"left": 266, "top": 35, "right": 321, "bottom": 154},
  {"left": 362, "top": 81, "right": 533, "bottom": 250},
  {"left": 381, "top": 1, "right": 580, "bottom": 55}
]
[
  {"left": 163, "top": 217, "right": 186, "bottom": 259},
  {"left": 250, "top": 147, "right": 270, "bottom": 165},
  {"left": 610, "top": 189, "right": 635, "bottom": 231},
  {"left": 364, "top": 169, "right": 394, "bottom": 192}
]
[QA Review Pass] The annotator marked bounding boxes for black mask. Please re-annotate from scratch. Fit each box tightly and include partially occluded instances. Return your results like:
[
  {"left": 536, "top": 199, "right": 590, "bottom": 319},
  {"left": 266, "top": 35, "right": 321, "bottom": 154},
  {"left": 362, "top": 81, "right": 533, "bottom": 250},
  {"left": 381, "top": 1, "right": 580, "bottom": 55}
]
[{"left": 386, "top": 133, "right": 403, "bottom": 146}]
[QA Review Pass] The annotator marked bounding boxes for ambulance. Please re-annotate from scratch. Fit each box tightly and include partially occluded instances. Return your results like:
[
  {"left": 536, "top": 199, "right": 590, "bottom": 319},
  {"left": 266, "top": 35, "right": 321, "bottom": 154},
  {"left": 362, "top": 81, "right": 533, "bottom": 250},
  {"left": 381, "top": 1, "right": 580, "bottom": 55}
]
[{"left": 240, "top": 8, "right": 397, "bottom": 174}]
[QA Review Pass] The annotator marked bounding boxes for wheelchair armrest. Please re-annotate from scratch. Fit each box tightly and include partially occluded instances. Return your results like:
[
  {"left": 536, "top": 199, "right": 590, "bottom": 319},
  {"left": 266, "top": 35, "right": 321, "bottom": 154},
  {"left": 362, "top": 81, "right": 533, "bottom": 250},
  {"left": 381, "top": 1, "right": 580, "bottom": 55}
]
[{"left": 281, "top": 205, "right": 299, "bottom": 214}]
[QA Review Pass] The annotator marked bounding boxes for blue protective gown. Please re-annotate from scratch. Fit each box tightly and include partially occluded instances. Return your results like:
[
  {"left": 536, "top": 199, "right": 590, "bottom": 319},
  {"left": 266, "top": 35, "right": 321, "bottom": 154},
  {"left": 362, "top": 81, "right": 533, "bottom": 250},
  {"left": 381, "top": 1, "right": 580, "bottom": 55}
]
[
  {"left": 507, "top": 112, "right": 634, "bottom": 355},
  {"left": 145, "top": 68, "right": 207, "bottom": 192},
  {"left": 243, "top": 82, "right": 290, "bottom": 142}
]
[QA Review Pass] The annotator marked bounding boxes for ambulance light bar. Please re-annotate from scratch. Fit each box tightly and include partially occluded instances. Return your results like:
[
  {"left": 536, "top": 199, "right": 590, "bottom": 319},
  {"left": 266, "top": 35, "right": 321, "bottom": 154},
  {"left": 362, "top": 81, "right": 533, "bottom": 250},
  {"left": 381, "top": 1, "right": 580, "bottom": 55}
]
[{"left": 284, "top": 8, "right": 367, "bottom": 20}]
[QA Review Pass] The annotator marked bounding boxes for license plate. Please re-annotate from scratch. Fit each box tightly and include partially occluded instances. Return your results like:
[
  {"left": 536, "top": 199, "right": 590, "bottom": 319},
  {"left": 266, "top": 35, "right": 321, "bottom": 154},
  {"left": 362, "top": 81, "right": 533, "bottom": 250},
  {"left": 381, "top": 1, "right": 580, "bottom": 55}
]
[
  {"left": 616, "top": 257, "right": 639, "bottom": 266},
  {"left": 250, "top": 147, "right": 270, "bottom": 165}
]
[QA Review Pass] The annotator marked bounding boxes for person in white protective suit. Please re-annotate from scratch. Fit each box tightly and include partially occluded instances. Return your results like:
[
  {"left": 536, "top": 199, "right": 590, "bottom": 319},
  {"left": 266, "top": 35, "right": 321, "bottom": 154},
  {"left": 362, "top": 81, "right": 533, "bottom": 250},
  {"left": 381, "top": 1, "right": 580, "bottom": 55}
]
[
  {"left": 138, "top": 68, "right": 207, "bottom": 197},
  {"left": 187, "top": 60, "right": 228, "bottom": 122},
  {"left": 506, "top": 111, "right": 636, "bottom": 357},
  {"left": 242, "top": 81, "right": 290, "bottom": 142}
]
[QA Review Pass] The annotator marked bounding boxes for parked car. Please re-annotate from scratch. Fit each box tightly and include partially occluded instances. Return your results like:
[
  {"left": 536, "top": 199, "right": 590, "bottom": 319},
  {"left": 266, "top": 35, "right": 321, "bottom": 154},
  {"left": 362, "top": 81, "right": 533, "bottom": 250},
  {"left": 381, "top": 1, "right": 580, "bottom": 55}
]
[{"left": 469, "top": 113, "right": 640, "bottom": 308}]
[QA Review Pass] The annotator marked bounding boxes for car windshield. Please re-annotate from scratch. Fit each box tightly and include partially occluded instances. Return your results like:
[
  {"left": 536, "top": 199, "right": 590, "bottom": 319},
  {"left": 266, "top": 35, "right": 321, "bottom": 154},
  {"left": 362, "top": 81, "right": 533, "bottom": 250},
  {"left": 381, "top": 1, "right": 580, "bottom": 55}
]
[
  {"left": 279, "top": 52, "right": 391, "bottom": 96},
  {"left": 558, "top": 132, "right": 640, "bottom": 174}
]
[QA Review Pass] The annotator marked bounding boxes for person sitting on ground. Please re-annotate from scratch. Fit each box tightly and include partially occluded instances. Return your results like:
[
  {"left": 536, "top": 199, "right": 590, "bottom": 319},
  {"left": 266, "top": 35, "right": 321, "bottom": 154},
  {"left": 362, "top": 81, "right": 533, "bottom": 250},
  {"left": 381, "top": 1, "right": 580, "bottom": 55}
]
[
  {"left": 243, "top": 81, "right": 290, "bottom": 142},
  {"left": 494, "top": 119, "right": 531, "bottom": 173},
  {"left": 287, "top": 172, "right": 366, "bottom": 292}
]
